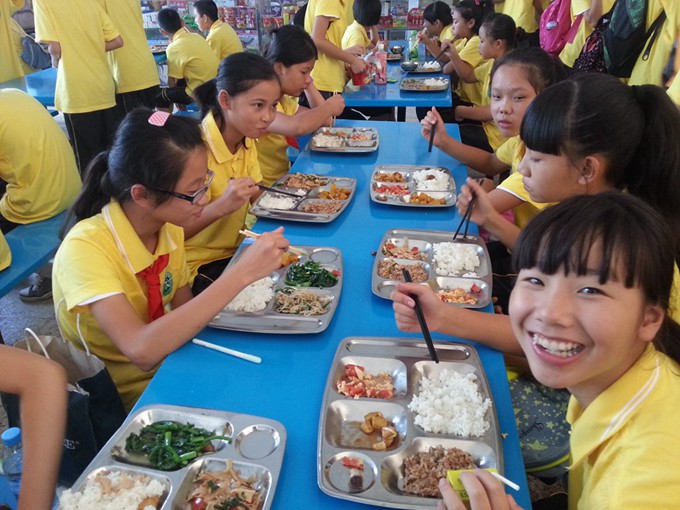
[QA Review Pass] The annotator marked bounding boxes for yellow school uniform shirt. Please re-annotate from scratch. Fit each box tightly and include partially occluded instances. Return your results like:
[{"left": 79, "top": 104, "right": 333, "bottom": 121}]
[
  {"left": 455, "top": 35, "right": 486, "bottom": 105},
  {"left": 439, "top": 24, "right": 454, "bottom": 43},
  {"left": 0, "top": 231, "right": 11, "bottom": 272},
  {"left": 567, "top": 345, "right": 680, "bottom": 509},
  {"left": 53, "top": 201, "right": 191, "bottom": 411},
  {"left": 8, "top": 17, "right": 35, "bottom": 76},
  {"left": 496, "top": 137, "right": 551, "bottom": 228},
  {"left": 474, "top": 59, "right": 506, "bottom": 151},
  {"left": 34, "top": 0, "right": 119, "bottom": 113},
  {"left": 628, "top": 0, "right": 680, "bottom": 86},
  {"left": 668, "top": 73, "right": 680, "bottom": 105},
  {"left": 185, "top": 111, "right": 262, "bottom": 277},
  {"left": 206, "top": 19, "right": 243, "bottom": 60},
  {"left": 497, "top": 0, "right": 539, "bottom": 33},
  {"left": 341, "top": 20, "right": 370, "bottom": 50},
  {"left": 305, "top": 0, "right": 349, "bottom": 93},
  {"left": 559, "top": 0, "right": 616, "bottom": 68},
  {"left": 0, "top": 0, "right": 25, "bottom": 82},
  {"left": 256, "top": 95, "right": 299, "bottom": 187},
  {"left": 166, "top": 28, "right": 219, "bottom": 97},
  {"left": 0, "top": 89, "right": 81, "bottom": 223},
  {"left": 97, "top": 0, "right": 160, "bottom": 94}
]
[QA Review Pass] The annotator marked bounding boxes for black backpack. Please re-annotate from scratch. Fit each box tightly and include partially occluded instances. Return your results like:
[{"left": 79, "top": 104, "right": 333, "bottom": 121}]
[{"left": 603, "top": 0, "right": 665, "bottom": 78}]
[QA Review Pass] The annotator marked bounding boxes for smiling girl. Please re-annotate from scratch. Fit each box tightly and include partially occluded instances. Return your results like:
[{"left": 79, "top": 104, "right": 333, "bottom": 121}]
[
  {"left": 437, "top": 193, "right": 680, "bottom": 510},
  {"left": 53, "top": 110, "right": 289, "bottom": 410},
  {"left": 257, "top": 25, "right": 345, "bottom": 187},
  {"left": 189, "top": 52, "right": 282, "bottom": 293}
]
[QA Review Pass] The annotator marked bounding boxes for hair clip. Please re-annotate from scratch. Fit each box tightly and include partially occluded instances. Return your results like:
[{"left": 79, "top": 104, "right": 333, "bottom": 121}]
[{"left": 148, "top": 111, "right": 171, "bottom": 127}]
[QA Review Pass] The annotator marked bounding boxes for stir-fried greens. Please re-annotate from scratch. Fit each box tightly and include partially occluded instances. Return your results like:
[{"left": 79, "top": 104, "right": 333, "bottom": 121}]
[
  {"left": 124, "top": 421, "right": 231, "bottom": 471},
  {"left": 285, "top": 261, "right": 339, "bottom": 287}
]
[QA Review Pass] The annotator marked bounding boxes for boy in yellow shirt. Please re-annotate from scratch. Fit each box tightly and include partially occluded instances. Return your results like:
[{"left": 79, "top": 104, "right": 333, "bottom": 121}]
[
  {"left": 156, "top": 7, "right": 219, "bottom": 110},
  {"left": 193, "top": 0, "right": 243, "bottom": 60}
]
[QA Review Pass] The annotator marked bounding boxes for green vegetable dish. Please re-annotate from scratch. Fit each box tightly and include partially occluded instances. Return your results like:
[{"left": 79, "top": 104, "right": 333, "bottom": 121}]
[
  {"left": 284, "top": 261, "right": 340, "bottom": 287},
  {"left": 124, "top": 420, "right": 231, "bottom": 471}
]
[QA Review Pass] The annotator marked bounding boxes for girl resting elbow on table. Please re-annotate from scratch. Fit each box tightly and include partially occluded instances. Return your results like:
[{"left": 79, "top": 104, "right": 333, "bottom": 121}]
[
  {"left": 188, "top": 53, "right": 282, "bottom": 294},
  {"left": 53, "top": 109, "right": 289, "bottom": 411},
  {"left": 436, "top": 193, "right": 680, "bottom": 510},
  {"left": 258, "top": 25, "right": 345, "bottom": 187},
  {"left": 394, "top": 73, "right": 680, "bottom": 355}
]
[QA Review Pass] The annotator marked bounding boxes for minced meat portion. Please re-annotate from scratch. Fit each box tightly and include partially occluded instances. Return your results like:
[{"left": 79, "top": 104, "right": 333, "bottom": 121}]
[{"left": 403, "top": 446, "right": 476, "bottom": 497}]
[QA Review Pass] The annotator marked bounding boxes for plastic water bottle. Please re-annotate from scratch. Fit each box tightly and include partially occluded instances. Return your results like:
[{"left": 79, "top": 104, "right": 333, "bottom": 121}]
[{"left": 1, "top": 428, "right": 22, "bottom": 503}]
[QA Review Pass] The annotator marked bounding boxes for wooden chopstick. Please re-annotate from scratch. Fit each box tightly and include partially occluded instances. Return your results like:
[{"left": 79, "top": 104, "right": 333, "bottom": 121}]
[
  {"left": 401, "top": 268, "right": 439, "bottom": 363},
  {"left": 239, "top": 229, "right": 306, "bottom": 257}
]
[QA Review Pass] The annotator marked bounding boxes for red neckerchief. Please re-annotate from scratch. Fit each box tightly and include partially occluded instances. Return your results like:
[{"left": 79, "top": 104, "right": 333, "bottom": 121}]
[{"left": 137, "top": 254, "right": 170, "bottom": 321}]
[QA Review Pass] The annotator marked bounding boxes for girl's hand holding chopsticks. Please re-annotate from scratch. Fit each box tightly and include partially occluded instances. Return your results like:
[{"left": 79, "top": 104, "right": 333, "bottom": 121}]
[
  {"left": 456, "top": 177, "right": 500, "bottom": 232},
  {"left": 230, "top": 227, "right": 290, "bottom": 282},
  {"left": 390, "top": 283, "right": 447, "bottom": 336},
  {"left": 421, "top": 107, "right": 446, "bottom": 149}
]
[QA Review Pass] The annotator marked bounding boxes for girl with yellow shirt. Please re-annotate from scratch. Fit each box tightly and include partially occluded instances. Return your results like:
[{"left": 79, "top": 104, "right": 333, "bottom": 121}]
[
  {"left": 438, "top": 193, "right": 680, "bottom": 510},
  {"left": 258, "top": 25, "right": 345, "bottom": 187},
  {"left": 445, "top": 13, "right": 516, "bottom": 152},
  {"left": 53, "top": 110, "right": 289, "bottom": 410},
  {"left": 417, "top": 0, "right": 455, "bottom": 60},
  {"left": 341, "top": 0, "right": 381, "bottom": 51},
  {"left": 189, "top": 53, "right": 282, "bottom": 294}
]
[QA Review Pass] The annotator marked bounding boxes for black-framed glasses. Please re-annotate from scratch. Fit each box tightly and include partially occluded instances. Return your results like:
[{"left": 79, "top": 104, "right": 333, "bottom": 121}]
[{"left": 150, "top": 170, "right": 214, "bottom": 205}]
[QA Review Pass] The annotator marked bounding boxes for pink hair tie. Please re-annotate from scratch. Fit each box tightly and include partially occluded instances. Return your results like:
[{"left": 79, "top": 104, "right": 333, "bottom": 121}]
[{"left": 148, "top": 111, "right": 171, "bottom": 126}]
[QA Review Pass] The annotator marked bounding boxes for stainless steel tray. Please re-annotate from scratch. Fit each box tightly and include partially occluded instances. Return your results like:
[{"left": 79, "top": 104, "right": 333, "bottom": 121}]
[
  {"left": 370, "top": 165, "right": 456, "bottom": 208},
  {"left": 400, "top": 77, "right": 449, "bottom": 91},
  {"left": 209, "top": 243, "right": 343, "bottom": 334},
  {"left": 407, "top": 61, "right": 442, "bottom": 73},
  {"left": 67, "top": 404, "right": 287, "bottom": 510},
  {"left": 309, "top": 127, "right": 379, "bottom": 152},
  {"left": 250, "top": 174, "right": 356, "bottom": 223},
  {"left": 371, "top": 229, "right": 492, "bottom": 309},
  {"left": 317, "top": 337, "right": 503, "bottom": 508}
]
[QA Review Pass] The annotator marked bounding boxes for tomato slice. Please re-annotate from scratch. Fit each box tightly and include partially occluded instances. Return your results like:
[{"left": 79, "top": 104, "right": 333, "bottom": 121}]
[{"left": 191, "top": 498, "right": 208, "bottom": 510}]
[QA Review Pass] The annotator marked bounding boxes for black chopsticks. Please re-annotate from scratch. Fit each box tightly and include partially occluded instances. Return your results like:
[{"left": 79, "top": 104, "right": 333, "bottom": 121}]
[
  {"left": 401, "top": 268, "right": 439, "bottom": 363},
  {"left": 258, "top": 184, "right": 301, "bottom": 198},
  {"left": 427, "top": 122, "right": 436, "bottom": 153},
  {"left": 453, "top": 196, "right": 475, "bottom": 240}
]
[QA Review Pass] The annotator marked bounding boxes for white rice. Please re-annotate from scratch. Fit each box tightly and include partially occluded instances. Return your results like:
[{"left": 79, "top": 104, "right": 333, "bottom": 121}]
[
  {"left": 422, "top": 77, "right": 447, "bottom": 87},
  {"left": 258, "top": 193, "right": 297, "bottom": 210},
  {"left": 59, "top": 470, "right": 165, "bottom": 510},
  {"left": 408, "top": 369, "right": 491, "bottom": 436},
  {"left": 419, "top": 61, "right": 440, "bottom": 70},
  {"left": 225, "top": 276, "right": 275, "bottom": 312},
  {"left": 412, "top": 169, "right": 450, "bottom": 191},
  {"left": 433, "top": 242, "right": 480, "bottom": 276},
  {"left": 313, "top": 134, "right": 344, "bottom": 148}
]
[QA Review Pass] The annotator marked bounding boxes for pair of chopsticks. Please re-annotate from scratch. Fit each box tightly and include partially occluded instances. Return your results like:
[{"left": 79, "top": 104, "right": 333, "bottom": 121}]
[
  {"left": 402, "top": 268, "right": 439, "bottom": 363},
  {"left": 453, "top": 196, "right": 475, "bottom": 240},
  {"left": 428, "top": 121, "right": 436, "bottom": 153},
  {"left": 239, "top": 229, "right": 306, "bottom": 257},
  {"left": 258, "top": 184, "right": 300, "bottom": 198},
  {"left": 192, "top": 338, "right": 261, "bottom": 364}
]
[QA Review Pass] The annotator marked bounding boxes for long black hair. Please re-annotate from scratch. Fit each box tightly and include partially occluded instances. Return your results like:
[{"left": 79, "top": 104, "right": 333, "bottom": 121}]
[
  {"left": 520, "top": 73, "right": 680, "bottom": 262},
  {"left": 453, "top": 0, "right": 491, "bottom": 35},
  {"left": 514, "top": 192, "right": 680, "bottom": 364},
  {"left": 481, "top": 12, "right": 516, "bottom": 49},
  {"left": 490, "top": 47, "right": 567, "bottom": 95},
  {"left": 266, "top": 25, "right": 317, "bottom": 66},
  {"left": 423, "top": 1, "right": 452, "bottom": 27},
  {"left": 194, "top": 52, "right": 280, "bottom": 124}
]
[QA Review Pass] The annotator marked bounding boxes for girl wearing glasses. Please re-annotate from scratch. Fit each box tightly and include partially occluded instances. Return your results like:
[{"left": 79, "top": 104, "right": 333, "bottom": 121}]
[
  {"left": 189, "top": 52, "right": 282, "bottom": 294},
  {"left": 52, "top": 109, "right": 289, "bottom": 411}
]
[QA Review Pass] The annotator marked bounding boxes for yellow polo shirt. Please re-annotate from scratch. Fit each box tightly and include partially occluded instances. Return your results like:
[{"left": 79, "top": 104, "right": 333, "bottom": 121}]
[
  {"left": 0, "top": 0, "right": 25, "bottom": 82},
  {"left": 53, "top": 201, "right": 191, "bottom": 411},
  {"left": 497, "top": 0, "right": 539, "bottom": 33},
  {"left": 567, "top": 345, "right": 680, "bottom": 509},
  {"left": 166, "top": 27, "right": 219, "bottom": 96},
  {"left": 0, "top": 89, "right": 81, "bottom": 223},
  {"left": 0, "top": 232, "right": 11, "bottom": 271},
  {"left": 185, "top": 111, "right": 262, "bottom": 278},
  {"left": 34, "top": 0, "right": 119, "bottom": 113},
  {"left": 455, "top": 35, "right": 486, "bottom": 105},
  {"left": 439, "top": 24, "right": 454, "bottom": 43},
  {"left": 628, "top": 0, "right": 680, "bottom": 86},
  {"left": 206, "top": 19, "right": 243, "bottom": 60},
  {"left": 475, "top": 60, "right": 506, "bottom": 150},
  {"left": 668, "top": 73, "right": 680, "bottom": 105},
  {"left": 342, "top": 20, "right": 370, "bottom": 50},
  {"left": 8, "top": 17, "right": 36, "bottom": 77},
  {"left": 560, "top": 0, "right": 615, "bottom": 68},
  {"left": 305, "top": 0, "right": 348, "bottom": 93},
  {"left": 256, "top": 95, "right": 299, "bottom": 187},
  {"left": 97, "top": 0, "right": 160, "bottom": 94}
]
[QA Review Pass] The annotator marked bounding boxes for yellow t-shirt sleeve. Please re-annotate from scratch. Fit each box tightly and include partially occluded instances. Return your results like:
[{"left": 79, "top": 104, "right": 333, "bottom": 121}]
[
  {"left": 34, "top": 0, "right": 58, "bottom": 42},
  {"left": 315, "top": 0, "right": 343, "bottom": 20},
  {"left": 341, "top": 23, "right": 368, "bottom": 49},
  {"left": 497, "top": 172, "right": 530, "bottom": 202},
  {"left": 0, "top": 232, "right": 11, "bottom": 272},
  {"left": 166, "top": 44, "right": 183, "bottom": 80},
  {"left": 458, "top": 36, "right": 484, "bottom": 67},
  {"left": 96, "top": 4, "right": 120, "bottom": 42}
]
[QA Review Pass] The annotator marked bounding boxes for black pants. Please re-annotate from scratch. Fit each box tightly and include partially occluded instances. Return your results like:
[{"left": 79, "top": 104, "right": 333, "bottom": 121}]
[
  {"left": 191, "top": 257, "right": 232, "bottom": 295},
  {"left": 116, "top": 85, "right": 162, "bottom": 116},
  {"left": 155, "top": 83, "right": 193, "bottom": 109},
  {"left": 459, "top": 124, "right": 493, "bottom": 152},
  {"left": 64, "top": 106, "right": 121, "bottom": 175},
  {"left": 0, "top": 214, "right": 20, "bottom": 235},
  {"left": 487, "top": 240, "right": 516, "bottom": 315}
]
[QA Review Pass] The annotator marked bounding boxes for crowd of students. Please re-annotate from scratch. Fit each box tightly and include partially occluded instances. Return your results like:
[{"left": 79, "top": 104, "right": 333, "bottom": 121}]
[{"left": 1, "top": 0, "right": 680, "bottom": 509}]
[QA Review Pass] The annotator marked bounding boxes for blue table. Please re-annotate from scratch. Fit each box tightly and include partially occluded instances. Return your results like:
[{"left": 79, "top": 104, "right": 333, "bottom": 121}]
[
  {"left": 135, "top": 120, "right": 531, "bottom": 510},
  {"left": 0, "top": 67, "right": 56, "bottom": 108}
]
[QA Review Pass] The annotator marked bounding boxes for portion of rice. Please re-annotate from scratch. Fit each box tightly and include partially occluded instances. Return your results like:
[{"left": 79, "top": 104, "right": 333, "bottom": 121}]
[
  {"left": 408, "top": 369, "right": 491, "bottom": 436},
  {"left": 258, "top": 193, "right": 297, "bottom": 210},
  {"left": 59, "top": 469, "right": 165, "bottom": 510},
  {"left": 412, "top": 169, "right": 450, "bottom": 191},
  {"left": 432, "top": 242, "right": 480, "bottom": 276},
  {"left": 422, "top": 77, "right": 447, "bottom": 87},
  {"left": 313, "top": 134, "right": 344, "bottom": 148},
  {"left": 225, "top": 277, "right": 275, "bottom": 312}
]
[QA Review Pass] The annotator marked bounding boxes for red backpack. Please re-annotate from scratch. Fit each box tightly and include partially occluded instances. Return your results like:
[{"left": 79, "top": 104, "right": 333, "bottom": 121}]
[{"left": 540, "top": 0, "right": 582, "bottom": 57}]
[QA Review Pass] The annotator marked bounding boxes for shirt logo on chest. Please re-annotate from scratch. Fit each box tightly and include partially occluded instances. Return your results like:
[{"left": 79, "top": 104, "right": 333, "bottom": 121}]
[{"left": 162, "top": 272, "right": 173, "bottom": 296}]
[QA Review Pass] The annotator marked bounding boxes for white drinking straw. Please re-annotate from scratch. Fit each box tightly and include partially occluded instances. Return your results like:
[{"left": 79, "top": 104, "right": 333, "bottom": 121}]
[
  {"left": 490, "top": 471, "right": 520, "bottom": 491},
  {"left": 192, "top": 338, "right": 262, "bottom": 364}
]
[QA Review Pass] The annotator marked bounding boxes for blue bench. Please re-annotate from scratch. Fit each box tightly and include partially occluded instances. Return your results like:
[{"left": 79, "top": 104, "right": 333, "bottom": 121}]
[{"left": 0, "top": 212, "right": 65, "bottom": 298}]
